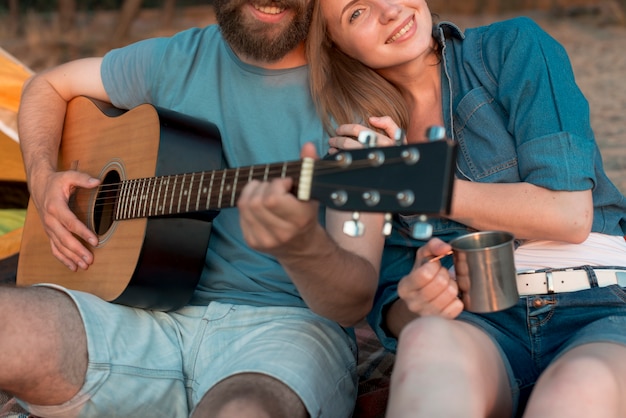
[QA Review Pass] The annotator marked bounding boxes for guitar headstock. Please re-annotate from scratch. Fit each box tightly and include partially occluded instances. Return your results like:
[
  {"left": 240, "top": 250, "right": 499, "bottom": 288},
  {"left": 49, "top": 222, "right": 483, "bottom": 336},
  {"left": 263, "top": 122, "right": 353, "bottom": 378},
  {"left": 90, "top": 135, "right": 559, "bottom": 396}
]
[{"left": 311, "top": 139, "right": 457, "bottom": 218}]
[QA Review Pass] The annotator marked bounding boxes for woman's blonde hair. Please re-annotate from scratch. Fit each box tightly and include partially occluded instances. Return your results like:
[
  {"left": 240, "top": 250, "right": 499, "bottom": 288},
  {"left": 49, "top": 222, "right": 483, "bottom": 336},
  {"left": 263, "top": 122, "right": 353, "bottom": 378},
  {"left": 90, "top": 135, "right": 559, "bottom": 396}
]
[{"left": 306, "top": 0, "right": 410, "bottom": 136}]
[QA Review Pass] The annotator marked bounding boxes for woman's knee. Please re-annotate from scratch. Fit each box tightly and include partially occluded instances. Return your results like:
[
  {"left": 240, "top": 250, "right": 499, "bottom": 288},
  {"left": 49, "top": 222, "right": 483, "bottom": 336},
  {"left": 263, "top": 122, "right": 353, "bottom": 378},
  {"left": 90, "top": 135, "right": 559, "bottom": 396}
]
[
  {"left": 397, "top": 316, "right": 457, "bottom": 350},
  {"left": 398, "top": 316, "right": 487, "bottom": 354},
  {"left": 538, "top": 343, "right": 624, "bottom": 397},
  {"left": 527, "top": 343, "right": 626, "bottom": 416}
]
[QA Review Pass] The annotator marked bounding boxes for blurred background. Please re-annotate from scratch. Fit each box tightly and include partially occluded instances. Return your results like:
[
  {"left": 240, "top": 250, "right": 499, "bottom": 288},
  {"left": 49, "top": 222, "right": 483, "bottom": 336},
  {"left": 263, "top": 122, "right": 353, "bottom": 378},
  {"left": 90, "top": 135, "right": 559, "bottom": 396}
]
[
  {"left": 1, "top": 0, "right": 625, "bottom": 71},
  {"left": 0, "top": 0, "right": 625, "bottom": 193}
]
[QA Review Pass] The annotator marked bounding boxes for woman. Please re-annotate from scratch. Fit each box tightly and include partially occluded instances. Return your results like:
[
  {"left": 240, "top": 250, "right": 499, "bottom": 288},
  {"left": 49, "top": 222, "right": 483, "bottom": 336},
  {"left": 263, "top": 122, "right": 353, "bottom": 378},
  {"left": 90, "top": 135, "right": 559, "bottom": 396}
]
[{"left": 307, "top": 1, "right": 626, "bottom": 417}]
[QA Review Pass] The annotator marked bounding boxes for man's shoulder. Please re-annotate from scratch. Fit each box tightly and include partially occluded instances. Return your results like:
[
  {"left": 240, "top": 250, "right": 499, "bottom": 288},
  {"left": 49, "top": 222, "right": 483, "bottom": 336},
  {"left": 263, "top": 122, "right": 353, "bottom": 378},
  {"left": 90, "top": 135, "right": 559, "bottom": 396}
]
[
  {"left": 151, "top": 24, "right": 230, "bottom": 66},
  {"left": 169, "top": 24, "right": 224, "bottom": 47},
  {"left": 109, "top": 24, "right": 225, "bottom": 61}
]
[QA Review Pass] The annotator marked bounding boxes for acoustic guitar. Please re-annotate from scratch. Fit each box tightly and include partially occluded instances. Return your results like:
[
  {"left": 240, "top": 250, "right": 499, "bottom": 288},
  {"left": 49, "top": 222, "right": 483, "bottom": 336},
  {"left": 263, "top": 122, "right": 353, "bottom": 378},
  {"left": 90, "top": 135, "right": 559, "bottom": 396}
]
[{"left": 17, "top": 96, "right": 457, "bottom": 311}]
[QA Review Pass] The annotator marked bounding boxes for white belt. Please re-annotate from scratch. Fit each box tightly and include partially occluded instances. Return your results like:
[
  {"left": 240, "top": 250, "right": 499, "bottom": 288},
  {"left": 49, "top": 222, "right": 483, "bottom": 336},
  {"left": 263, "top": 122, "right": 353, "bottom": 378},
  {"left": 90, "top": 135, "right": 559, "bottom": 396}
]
[{"left": 516, "top": 268, "right": 626, "bottom": 296}]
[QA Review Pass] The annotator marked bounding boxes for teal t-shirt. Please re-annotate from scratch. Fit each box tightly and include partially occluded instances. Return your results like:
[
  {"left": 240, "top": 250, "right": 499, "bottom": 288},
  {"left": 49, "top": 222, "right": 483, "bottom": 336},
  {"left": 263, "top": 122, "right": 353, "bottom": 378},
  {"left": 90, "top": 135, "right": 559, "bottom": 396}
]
[{"left": 101, "top": 25, "right": 329, "bottom": 307}]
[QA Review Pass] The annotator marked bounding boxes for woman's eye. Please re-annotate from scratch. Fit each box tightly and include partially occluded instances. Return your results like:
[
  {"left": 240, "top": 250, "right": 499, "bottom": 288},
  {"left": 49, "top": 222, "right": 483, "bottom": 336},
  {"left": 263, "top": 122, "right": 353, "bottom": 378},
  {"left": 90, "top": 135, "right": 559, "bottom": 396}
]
[{"left": 349, "top": 8, "right": 363, "bottom": 23}]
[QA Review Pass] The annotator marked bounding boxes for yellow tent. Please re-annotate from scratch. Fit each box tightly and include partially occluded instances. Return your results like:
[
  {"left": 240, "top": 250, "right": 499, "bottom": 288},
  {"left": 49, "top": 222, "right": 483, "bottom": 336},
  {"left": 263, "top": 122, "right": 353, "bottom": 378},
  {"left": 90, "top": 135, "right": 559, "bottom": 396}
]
[{"left": 0, "top": 47, "right": 32, "bottom": 259}]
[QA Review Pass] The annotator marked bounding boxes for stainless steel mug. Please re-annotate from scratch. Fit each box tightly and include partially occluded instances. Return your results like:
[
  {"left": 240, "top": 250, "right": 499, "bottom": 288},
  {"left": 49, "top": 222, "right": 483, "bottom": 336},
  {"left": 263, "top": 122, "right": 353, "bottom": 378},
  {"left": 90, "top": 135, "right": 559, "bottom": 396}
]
[{"left": 450, "top": 231, "right": 518, "bottom": 313}]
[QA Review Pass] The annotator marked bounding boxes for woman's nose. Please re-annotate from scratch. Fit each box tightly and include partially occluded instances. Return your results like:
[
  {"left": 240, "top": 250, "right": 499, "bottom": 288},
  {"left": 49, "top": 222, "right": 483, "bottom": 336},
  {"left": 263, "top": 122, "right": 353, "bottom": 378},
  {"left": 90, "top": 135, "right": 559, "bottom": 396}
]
[{"left": 378, "top": 0, "right": 401, "bottom": 22}]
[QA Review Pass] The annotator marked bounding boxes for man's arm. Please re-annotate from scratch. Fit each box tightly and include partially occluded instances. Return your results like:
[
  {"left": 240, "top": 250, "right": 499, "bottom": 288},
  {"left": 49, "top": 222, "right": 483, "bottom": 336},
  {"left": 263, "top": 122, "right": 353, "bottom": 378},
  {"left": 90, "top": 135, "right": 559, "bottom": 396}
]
[
  {"left": 237, "top": 143, "right": 383, "bottom": 327},
  {"left": 287, "top": 209, "right": 383, "bottom": 327},
  {"left": 18, "top": 57, "right": 109, "bottom": 271}
]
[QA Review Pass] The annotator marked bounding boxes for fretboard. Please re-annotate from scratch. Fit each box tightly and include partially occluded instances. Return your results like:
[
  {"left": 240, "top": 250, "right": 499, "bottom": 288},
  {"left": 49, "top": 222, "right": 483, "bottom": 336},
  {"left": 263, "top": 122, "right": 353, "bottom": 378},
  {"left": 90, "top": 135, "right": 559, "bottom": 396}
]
[{"left": 113, "top": 160, "right": 309, "bottom": 220}]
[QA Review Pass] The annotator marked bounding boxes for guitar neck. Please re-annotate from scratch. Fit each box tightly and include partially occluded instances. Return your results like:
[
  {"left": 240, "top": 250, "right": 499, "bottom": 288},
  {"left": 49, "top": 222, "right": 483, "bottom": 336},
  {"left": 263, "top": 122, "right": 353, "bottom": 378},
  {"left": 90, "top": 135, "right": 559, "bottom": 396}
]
[
  {"left": 85, "top": 139, "right": 457, "bottom": 225},
  {"left": 111, "top": 159, "right": 312, "bottom": 221}
]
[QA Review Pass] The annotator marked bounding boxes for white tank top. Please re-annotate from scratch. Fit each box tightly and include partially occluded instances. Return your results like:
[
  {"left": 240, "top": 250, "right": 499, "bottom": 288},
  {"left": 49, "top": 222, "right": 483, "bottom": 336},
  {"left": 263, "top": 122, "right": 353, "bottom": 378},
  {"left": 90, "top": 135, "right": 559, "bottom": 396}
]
[{"left": 514, "top": 233, "right": 626, "bottom": 272}]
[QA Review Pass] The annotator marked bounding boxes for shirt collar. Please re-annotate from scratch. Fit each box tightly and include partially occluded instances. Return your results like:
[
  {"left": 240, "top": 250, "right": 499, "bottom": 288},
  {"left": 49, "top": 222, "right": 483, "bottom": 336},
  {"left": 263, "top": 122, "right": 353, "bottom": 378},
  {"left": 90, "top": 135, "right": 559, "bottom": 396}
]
[{"left": 433, "top": 21, "right": 465, "bottom": 46}]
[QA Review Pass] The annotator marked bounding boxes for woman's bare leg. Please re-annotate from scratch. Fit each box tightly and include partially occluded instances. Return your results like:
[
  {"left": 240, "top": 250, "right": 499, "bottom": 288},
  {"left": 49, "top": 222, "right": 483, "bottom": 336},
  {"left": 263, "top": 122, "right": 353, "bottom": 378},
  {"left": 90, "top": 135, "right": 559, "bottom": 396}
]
[
  {"left": 524, "top": 342, "right": 626, "bottom": 418},
  {"left": 386, "top": 316, "right": 512, "bottom": 418}
]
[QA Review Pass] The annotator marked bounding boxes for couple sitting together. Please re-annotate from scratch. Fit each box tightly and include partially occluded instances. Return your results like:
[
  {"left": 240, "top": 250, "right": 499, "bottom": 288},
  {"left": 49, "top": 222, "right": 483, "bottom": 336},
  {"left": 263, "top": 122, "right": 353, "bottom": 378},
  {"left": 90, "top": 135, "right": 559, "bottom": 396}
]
[{"left": 2, "top": 0, "right": 625, "bottom": 417}]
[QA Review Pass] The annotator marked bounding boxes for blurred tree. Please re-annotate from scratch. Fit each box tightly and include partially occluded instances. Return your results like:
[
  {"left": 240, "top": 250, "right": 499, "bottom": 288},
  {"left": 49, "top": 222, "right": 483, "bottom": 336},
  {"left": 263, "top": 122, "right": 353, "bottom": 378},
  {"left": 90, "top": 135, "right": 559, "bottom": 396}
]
[
  {"left": 162, "top": 0, "right": 176, "bottom": 29},
  {"left": 59, "top": 0, "right": 76, "bottom": 32},
  {"left": 111, "top": 0, "right": 143, "bottom": 46},
  {"left": 8, "top": 0, "right": 20, "bottom": 36}
]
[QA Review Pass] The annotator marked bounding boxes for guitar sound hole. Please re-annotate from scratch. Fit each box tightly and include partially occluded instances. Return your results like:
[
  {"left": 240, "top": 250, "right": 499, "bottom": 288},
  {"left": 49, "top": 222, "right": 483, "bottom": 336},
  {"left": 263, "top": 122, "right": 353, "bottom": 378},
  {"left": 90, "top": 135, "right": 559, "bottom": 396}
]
[{"left": 94, "top": 170, "right": 120, "bottom": 235}]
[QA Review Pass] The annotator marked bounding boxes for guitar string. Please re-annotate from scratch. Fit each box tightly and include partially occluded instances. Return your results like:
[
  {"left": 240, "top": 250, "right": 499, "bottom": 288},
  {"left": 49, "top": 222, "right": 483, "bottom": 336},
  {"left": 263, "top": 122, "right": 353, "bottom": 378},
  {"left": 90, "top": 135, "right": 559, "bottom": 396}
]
[{"left": 69, "top": 156, "right": 411, "bottom": 216}]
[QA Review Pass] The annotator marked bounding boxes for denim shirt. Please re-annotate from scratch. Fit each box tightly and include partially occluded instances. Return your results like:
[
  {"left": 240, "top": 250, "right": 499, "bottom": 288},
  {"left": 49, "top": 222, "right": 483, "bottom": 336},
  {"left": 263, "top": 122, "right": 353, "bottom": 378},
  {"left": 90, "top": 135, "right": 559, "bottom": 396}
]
[{"left": 370, "top": 17, "right": 626, "bottom": 352}]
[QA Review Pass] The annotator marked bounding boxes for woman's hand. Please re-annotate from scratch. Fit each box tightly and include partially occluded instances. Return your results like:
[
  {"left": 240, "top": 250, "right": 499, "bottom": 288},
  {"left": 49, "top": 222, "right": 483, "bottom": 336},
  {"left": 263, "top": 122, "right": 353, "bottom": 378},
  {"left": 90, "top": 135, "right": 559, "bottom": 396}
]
[
  {"left": 398, "top": 238, "right": 463, "bottom": 318},
  {"left": 328, "top": 116, "right": 405, "bottom": 154}
]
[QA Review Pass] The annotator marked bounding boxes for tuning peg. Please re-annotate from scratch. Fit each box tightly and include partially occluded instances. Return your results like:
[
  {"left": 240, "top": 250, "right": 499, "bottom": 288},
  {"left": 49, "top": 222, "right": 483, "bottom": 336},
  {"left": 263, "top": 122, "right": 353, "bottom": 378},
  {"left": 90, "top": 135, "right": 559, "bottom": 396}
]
[
  {"left": 425, "top": 125, "right": 446, "bottom": 141},
  {"left": 367, "top": 150, "right": 385, "bottom": 167},
  {"left": 333, "top": 151, "right": 352, "bottom": 167},
  {"left": 400, "top": 148, "right": 420, "bottom": 165},
  {"left": 394, "top": 128, "right": 405, "bottom": 146},
  {"left": 382, "top": 213, "right": 393, "bottom": 236},
  {"left": 343, "top": 212, "right": 365, "bottom": 237},
  {"left": 330, "top": 190, "right": 348, "bottom": 207},
  {"left": 358, "top": 130, "right": 378, "bottom": 148},
  {"left": 411, "top": 214, "right": 433, "bottom": 240},
  {"left": 362, "top": 190, "right": 381, "bottom": 207}
]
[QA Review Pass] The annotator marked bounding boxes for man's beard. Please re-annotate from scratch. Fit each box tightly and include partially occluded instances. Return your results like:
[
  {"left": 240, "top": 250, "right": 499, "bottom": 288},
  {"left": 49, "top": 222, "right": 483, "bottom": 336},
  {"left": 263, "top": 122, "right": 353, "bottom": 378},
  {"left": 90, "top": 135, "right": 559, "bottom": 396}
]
[{"left": 214, "top": 0, "right": 313, "bottom": 62}]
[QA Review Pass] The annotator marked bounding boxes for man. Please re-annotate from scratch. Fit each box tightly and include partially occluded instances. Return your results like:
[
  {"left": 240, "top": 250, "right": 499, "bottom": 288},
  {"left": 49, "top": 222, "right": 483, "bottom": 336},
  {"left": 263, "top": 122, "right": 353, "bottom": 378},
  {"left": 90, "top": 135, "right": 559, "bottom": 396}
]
[{"left": 2, "top": 0, "right": 383, "bottom": 416}]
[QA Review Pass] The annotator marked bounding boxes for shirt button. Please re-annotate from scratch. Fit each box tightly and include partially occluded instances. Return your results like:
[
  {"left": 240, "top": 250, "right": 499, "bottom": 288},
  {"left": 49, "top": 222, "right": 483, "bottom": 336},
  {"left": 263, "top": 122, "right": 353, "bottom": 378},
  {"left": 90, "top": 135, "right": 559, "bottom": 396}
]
[{"left": 532, "top": 298, "right": 544, "bottom": 308}]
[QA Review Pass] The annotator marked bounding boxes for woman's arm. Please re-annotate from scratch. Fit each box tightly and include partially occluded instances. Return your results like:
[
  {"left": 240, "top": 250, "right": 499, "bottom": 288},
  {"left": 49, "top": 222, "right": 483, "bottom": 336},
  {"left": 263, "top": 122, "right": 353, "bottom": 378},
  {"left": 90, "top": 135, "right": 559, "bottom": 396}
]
[{"left": 450, "top": 180, "right": 593, "bottom": 243}]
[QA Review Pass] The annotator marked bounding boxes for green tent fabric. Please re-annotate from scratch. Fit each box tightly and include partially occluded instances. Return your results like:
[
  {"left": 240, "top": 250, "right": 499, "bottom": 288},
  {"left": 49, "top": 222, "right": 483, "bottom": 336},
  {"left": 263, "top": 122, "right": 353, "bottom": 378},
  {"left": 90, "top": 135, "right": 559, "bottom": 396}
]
[{"left": 0, "top": 210, "right": 26, "bottom": 235}]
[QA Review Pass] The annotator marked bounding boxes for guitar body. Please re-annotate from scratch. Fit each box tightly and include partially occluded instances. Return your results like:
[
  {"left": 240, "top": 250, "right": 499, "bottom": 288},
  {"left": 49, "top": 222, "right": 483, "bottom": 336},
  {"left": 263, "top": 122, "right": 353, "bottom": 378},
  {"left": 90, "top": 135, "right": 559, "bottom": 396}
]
[{"left": 17, "top": 96, "right": 223, "bottom": 310}]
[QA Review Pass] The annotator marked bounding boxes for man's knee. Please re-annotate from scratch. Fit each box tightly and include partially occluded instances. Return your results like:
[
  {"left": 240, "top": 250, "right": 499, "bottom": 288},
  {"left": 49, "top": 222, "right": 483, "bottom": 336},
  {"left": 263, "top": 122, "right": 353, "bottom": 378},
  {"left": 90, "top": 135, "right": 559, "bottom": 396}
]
[
  {"left": 0, "top": 286, "right": 87, "bottom": 403},
  {"left": 192, "top": 373, "right": 308, "bottom": 418}
]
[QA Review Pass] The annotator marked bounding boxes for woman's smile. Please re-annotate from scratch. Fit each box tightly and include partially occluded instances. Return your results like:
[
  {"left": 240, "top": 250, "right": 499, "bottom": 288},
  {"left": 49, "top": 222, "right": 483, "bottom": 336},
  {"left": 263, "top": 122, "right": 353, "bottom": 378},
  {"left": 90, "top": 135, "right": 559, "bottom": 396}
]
[{"left": 386, "top": 15, "right": 415, "bottom": 44}]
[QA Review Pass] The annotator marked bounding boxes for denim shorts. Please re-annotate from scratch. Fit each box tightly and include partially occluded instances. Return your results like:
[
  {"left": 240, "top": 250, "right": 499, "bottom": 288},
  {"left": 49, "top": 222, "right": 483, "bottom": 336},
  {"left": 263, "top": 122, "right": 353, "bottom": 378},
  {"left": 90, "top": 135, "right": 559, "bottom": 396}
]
[
  {"left": 19, "top": 286, "right": 358, "bottom": 418},
  {"left": 458, "top": 284, "right": 626, "bottom": 417}
]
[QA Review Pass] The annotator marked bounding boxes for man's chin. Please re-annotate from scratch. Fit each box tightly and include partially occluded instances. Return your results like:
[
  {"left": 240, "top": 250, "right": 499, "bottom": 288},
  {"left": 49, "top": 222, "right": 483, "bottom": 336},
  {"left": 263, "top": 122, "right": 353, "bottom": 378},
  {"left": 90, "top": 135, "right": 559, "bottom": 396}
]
[{"left": 216, "top": 0, "right": 312, "bottom": 62}]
